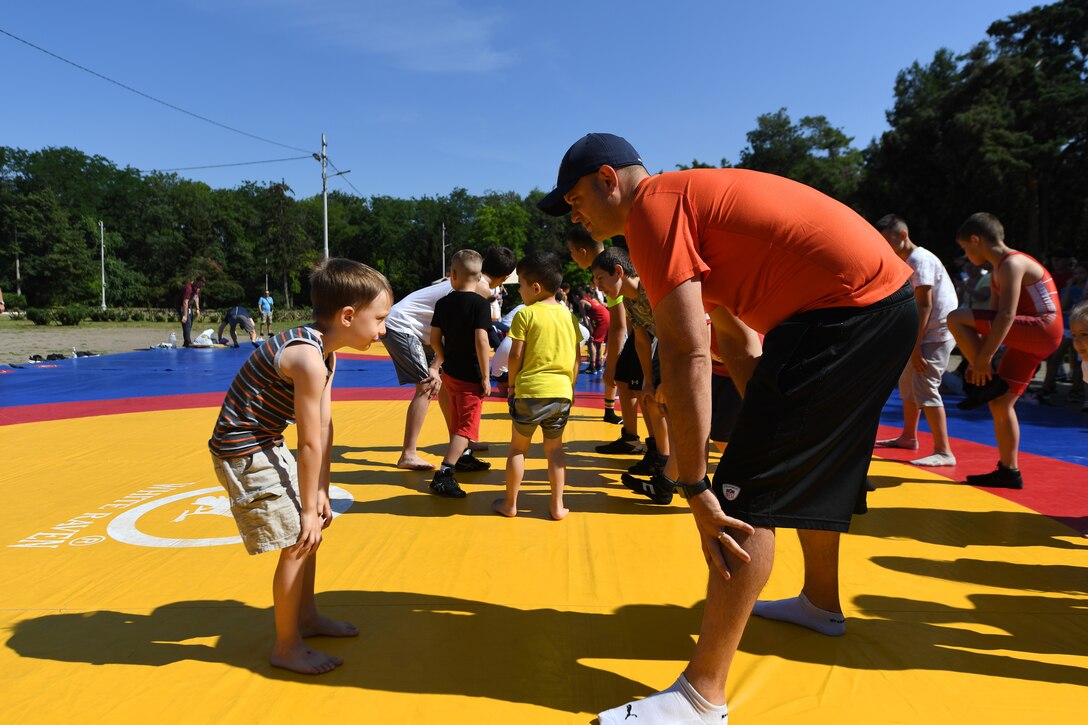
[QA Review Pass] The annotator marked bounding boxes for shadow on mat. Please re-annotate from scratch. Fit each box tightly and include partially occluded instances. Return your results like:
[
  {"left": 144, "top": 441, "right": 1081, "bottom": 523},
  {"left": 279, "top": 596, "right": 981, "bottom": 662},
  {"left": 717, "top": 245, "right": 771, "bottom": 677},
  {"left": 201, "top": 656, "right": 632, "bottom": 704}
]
[
  {"left": 5, "top": 592, "right": 703, "bottom": 714},
  {"left": 852, "top": 506, "right": 1087, "bottom": 549},
  {"left": 740, "top": 590, "right": 1088, "bottom": 686},
  {"left": 350, "top": 488, "right": 687, "bottom": 519},
  {"left": 872, "top": 555, "right": 1088, "bottom": 594}
]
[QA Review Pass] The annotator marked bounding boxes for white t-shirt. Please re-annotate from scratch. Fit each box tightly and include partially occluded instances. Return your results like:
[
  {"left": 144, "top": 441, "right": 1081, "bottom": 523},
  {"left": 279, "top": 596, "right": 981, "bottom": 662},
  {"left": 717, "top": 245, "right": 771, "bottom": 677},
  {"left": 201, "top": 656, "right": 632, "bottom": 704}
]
[
  {"left": 906, "top": 246, "right": 958, "bottom": 344},
  {"left": 384, "top": 280, "right": 454, "bottom": 341}
]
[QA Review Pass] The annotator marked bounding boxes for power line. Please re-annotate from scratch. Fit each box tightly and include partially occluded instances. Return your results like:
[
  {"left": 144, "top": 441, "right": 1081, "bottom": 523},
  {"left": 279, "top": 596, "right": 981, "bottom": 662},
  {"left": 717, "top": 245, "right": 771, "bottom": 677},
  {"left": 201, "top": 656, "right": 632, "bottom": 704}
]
[
  {"left": 327, "top": 158, "right": 364, "bottom": 197},
  {"left": 142, "top": 155, "right": 312, "bottom": 173},
  {"left": 0, "top": 26, "right": 312, "bottom": 154}
]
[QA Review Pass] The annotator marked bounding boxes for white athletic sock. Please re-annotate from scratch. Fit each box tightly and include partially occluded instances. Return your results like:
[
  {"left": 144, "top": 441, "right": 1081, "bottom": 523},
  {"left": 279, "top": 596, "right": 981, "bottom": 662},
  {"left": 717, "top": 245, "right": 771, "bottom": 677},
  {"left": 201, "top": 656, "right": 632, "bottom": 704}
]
[
  {"left": 910, "top": 452, "right": 957, "bottom": 467},
  {"left": 598, "top": 674, "right": 728, "bottom": 724},
  {"left": 751, "top": 592, "right": 845, "bottom": 636}
]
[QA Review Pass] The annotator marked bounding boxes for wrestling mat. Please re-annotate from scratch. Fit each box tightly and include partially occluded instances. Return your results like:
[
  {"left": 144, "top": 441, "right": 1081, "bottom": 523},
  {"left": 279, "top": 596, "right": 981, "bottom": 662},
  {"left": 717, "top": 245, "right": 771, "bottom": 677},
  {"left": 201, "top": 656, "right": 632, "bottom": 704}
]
[{"left": 1, "top": 344, "right": 1085, "bottom": 723}]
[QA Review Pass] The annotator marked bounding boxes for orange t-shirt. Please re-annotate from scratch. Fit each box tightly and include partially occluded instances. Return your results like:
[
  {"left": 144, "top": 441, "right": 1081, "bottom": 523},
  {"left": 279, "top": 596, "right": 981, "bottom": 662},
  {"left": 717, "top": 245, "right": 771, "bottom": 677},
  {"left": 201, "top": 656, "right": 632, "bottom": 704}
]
[{"left": 626, "top": 169, "right": 912, "bottom": 334}]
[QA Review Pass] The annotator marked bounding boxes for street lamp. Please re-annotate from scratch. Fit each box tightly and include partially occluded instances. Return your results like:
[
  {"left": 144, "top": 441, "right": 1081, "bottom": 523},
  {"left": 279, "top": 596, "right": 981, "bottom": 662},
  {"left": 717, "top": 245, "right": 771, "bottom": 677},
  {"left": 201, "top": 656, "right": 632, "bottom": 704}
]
[{"left": 313, "top": 134, "right": 350, "bottom": 261}]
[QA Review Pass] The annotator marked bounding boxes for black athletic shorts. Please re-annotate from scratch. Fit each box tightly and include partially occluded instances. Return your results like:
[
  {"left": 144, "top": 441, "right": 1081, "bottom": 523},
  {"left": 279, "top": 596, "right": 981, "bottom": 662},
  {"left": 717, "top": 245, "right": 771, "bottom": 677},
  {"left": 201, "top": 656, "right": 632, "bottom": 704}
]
[
  {"left": 614, "top": 334, "right": 643, "bottom": 390},
  {"left": 712, "top": 284, "right": 916, "bottom": 531},
  {"left": 710, "top": 374, "right": 742, "bottom": 443}
]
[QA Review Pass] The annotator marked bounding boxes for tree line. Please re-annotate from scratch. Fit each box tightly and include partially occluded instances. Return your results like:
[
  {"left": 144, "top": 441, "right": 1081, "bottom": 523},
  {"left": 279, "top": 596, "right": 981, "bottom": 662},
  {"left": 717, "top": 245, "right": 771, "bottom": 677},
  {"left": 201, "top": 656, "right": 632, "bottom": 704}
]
[{"left": 1, "top": 1, "right": 1084, "bottom": 312}]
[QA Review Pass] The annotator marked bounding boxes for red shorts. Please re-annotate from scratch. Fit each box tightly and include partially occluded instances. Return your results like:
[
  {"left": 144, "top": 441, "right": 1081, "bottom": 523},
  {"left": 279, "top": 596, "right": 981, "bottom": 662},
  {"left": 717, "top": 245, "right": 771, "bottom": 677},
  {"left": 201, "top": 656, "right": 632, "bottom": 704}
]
[
  {"left": 972, "top": 310, "right": 1064, "bottom": 395},
  {"left": 442, "top": 372, "right": 484, "bottom": 440}
]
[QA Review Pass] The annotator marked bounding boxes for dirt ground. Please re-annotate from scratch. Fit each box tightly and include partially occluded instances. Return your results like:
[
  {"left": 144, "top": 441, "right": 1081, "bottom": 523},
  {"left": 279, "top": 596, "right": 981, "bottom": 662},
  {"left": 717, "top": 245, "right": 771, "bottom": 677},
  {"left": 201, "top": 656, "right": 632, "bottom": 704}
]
[{"left": 0, "top": 317, "right": 195, "bottom": 365}]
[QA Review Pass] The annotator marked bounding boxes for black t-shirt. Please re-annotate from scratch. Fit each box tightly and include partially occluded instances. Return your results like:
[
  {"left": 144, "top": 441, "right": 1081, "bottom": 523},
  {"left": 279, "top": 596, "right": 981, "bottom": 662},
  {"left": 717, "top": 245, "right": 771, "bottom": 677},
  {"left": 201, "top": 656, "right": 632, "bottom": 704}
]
[{"left": 431, "top": 291, "right": 491, "bottom": 383}]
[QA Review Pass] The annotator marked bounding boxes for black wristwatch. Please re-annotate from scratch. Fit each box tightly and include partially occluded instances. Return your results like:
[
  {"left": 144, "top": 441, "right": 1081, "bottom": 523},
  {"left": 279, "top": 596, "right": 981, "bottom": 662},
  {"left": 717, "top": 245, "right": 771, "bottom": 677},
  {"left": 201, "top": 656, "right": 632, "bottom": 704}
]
[{"left": 676, "top": 475, "right": 712, "bottom": 500}]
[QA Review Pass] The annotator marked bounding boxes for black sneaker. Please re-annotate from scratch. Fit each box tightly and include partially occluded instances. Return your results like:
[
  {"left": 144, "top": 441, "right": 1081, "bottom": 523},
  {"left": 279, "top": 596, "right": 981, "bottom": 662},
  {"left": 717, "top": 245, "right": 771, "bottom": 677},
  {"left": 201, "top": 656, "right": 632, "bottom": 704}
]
[
  {"left": 595, "top": 431, "right": 642, "bottom": 455},
  {"left": 957, "top": 376, "right": 1009, "bottom": 410},
  {"left": 429, "top": 469, "right": 467, "bottom": 498},
  {"left": 602, "top": 409, "right": 623, "bottom": 425},
  {"left": 621, "top": 471, "right": 675, "bottom": 504},
  {"left": 627, "top": 450, "right": 667, "bottom": 477},
  {"left": 965, "top": 463, "right": 1023, "bottom": 489},
  {"left": 455, "top": 452, "right": 491, "bottom": 472}
]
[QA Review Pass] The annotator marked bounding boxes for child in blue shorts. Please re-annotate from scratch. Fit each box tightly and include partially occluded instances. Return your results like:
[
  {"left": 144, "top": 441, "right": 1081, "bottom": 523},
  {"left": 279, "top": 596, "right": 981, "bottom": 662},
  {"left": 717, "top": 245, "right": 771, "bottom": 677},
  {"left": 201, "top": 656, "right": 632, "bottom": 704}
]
[{"left": 492, "top": 252, "right": 580, "bottom": 520}]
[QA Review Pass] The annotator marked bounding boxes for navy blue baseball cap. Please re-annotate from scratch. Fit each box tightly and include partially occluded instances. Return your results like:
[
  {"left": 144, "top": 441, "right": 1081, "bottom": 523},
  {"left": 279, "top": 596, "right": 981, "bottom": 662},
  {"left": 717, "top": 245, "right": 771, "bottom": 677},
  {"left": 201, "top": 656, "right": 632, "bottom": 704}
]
[{"left": 537, "top": 133, "right": 644, "bottom": 216}]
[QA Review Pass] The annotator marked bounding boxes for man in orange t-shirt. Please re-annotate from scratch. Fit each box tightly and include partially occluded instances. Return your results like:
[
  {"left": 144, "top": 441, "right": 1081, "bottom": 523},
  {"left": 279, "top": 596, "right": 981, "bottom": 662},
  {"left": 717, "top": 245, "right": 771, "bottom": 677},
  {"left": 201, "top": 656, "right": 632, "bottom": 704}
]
[{"left": 539, "top": 133, "right": 915, "bottom": 725}]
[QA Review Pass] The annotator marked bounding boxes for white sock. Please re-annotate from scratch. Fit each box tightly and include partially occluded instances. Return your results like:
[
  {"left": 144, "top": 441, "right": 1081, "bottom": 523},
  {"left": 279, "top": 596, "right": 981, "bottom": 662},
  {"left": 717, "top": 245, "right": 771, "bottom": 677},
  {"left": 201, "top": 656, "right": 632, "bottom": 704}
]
[
  {"left": 598, "top": 674, "right": 728, "bottom": 724},
  {"left": 751, "top": 592, "right": 845, "bottom": 636},
  {"left": 911, "top": 452, "right": 956, "bottom": 467}
]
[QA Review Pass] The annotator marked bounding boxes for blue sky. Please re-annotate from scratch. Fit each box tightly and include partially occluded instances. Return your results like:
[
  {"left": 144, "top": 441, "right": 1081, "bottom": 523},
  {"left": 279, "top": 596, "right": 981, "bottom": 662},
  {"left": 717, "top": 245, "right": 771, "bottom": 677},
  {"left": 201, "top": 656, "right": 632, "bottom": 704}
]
[{"left": 1, "top": 1, "right": 1040, "bottom": 201}]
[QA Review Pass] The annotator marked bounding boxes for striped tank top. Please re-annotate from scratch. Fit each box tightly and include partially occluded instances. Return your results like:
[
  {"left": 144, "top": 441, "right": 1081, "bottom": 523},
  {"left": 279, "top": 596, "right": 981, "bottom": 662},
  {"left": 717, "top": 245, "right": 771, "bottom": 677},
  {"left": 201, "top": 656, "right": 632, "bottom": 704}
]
[{"left": 208, "top": 326, "right": 331, "bottom": 457}]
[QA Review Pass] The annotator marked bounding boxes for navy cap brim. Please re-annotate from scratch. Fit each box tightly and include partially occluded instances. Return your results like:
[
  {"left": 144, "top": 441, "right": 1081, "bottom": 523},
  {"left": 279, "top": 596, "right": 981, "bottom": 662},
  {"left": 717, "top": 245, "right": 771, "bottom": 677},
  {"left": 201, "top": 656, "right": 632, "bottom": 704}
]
[
  {"left": 537, "top": 186, "right": 572, "bottom": 217},
  {"left": 538, "top": 133, "right": 643, "bottom": 217}
]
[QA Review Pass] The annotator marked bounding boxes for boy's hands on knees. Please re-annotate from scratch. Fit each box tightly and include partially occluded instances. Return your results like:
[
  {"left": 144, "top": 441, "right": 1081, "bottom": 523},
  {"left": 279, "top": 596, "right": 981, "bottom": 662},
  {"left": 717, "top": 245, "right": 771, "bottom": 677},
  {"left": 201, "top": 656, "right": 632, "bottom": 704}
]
[
  {"left": 641, "top": 380, "right": 657, "bottom": 411},
  {"left": 910, "top": 349, "right": 927, "bottom": 373},
  {"left": 967, "top": 361, "right": 994, "bottom": 385},
  {"left": 291, "top": 511, "right": 324, "bottom": 559},
  {"left": 318, "top": 490, "right": 333, "bottom": 530},
  {"left": 424, "top": 370, "right": 442, "bottom": 399}
]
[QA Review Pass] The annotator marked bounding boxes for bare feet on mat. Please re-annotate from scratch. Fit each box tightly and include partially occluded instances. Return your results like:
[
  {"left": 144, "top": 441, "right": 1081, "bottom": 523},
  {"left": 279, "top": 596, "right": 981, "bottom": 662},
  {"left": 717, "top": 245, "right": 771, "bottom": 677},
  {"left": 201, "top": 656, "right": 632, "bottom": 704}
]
[
  {"left": 270, "top": 642, "right": 342, "bottom": 675},
  {"left": 875, "top": 436, "right": 918, "bottom": 450},
  {"left": 300, "top": 614, "right": 359, "bottom": 638},
  {"left": 396, "top": 455, "right": 435, "bottom": 471},
  {"left": 491, "top": 498, "right": 517, "bottom": 517}
]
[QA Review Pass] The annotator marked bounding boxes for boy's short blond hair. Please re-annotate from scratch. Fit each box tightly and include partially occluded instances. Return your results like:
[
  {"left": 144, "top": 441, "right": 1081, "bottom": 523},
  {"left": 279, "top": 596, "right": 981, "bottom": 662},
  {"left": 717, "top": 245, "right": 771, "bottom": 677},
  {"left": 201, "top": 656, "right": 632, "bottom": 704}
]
[
  {"left": 310, "top": 257, "right": 392, "bottom": 321},
  {"left": 451, "top": 249, "right": 483, "bottom": 278},
  {"left": 1070, "top": 300, "right": 1088, "bottom": 328}
]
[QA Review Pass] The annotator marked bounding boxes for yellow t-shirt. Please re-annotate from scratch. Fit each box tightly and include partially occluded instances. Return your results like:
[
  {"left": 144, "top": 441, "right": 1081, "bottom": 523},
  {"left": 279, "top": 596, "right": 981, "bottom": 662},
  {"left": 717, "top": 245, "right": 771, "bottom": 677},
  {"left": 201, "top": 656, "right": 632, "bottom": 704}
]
[{"left": 509, "top": 302, "right": 579, "bottom": 400}]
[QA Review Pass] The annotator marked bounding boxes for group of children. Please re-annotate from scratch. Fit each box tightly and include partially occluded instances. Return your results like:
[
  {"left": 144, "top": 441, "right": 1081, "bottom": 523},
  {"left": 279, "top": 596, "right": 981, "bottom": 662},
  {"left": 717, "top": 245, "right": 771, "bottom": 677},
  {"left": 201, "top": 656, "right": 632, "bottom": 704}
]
[
  {"left": 204, "top": 211, "right": 1086, "bottom": 677},
  {"left": 878, "top": 212, "right": 1086, "bottom": 489}
]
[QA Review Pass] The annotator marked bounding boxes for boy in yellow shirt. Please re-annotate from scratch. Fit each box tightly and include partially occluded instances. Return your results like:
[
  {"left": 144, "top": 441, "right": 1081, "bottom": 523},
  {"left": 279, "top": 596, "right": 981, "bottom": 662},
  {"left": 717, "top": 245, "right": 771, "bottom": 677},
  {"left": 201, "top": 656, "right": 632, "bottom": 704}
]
[{"left": 492, "top": 252, "right": 580, "bottom": 520}]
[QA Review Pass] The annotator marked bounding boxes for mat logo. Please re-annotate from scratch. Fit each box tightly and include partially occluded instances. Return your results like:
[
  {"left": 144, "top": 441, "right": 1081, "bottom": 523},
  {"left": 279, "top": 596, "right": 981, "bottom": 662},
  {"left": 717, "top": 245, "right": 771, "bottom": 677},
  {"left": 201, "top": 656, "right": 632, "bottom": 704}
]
[
  {"left": 171, "top": 495, "right": 232, "bottom": 523},
  {"left": 106, "top": 485, "right": 355, "bottom": 549}
]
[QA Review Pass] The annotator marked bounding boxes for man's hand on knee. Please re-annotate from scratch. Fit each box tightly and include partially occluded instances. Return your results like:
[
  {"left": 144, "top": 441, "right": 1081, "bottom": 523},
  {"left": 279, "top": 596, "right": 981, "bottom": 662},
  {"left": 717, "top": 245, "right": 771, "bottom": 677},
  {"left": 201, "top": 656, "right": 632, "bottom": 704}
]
[{"left": 689, "top": 491, "right": 754, "bottom": 580}]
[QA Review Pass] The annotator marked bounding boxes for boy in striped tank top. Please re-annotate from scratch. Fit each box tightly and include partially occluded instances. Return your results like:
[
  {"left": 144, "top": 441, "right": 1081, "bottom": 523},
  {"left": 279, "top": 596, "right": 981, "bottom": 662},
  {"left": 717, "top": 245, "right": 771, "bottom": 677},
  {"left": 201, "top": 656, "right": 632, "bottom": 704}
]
[
  {"left": 208, "top": 258, "right": 392, "bottom": 674},
  {"left": 948, "top": 213, "right": 1064, "bottom": 489}
]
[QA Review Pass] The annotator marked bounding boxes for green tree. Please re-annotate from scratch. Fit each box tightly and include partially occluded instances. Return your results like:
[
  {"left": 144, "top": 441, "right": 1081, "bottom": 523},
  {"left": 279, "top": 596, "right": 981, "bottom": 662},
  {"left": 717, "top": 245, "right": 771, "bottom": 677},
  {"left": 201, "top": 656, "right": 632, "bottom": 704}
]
[
  {"left": 470, "top": 200, "right": 529, "bottom": 257},
  {"left": 737, "top": 108, "right": 863, "bottom": 202},
  {"left": 5, "top": 190, "right": 96, "bottom": 306},
  {"left": 858, "top": 0, "right": 1088, "bottom": 255}
]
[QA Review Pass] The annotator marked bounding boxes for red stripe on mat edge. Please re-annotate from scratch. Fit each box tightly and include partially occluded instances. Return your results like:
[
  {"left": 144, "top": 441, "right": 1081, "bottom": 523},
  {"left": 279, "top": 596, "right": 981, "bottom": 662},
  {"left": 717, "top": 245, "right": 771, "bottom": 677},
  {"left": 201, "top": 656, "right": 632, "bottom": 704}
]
[{"left": 873, "top": 424, "right": 1087, "bottom": 535}]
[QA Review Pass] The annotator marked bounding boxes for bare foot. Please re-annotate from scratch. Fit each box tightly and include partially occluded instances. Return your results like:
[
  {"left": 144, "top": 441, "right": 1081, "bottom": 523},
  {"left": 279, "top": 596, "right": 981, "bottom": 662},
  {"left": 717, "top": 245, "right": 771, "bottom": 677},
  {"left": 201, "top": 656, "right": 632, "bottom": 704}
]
[
  {"left": 270, "top": 642, "right": 342, "bottom": 675},
  {"left": 396, "top": 455, "right": 435, "bottom": 471},
  {"left": 491, "top": 498, "right": 517, "bottom": 517},
  {"left": 300, "top": 614, "right": 359, "bottom": 638},
  {"left": 467, "top": 440, "right": 489, "bottom": 452},
  {"left": 550, "top": 506, "right": 569, "bottom": 521},
  {"left": 875, "top": 437, "right": 918, "bottom": 450}
]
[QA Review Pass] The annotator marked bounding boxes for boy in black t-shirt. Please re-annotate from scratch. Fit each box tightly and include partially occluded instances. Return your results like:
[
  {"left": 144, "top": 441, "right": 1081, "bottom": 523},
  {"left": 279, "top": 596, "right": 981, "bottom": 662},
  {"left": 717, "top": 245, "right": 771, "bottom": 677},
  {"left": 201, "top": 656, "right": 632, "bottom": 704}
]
[{"left": 428, "top": 250, "right": 494, "bottom": 497}]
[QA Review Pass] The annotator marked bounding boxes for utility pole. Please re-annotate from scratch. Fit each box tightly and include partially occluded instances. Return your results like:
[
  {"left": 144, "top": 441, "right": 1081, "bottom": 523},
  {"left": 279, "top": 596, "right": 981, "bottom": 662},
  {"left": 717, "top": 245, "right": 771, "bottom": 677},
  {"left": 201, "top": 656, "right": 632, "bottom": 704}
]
[
  {"left": 312, "top": 133, "right": 350, "bottom": 261},
  {"left": 441, "top": 222, "right": 446, "bottom": 278},
  {"left": 13, "top": 225, "right": 20, "bottom": 296},
  {"left": 99, "top": 220, "right": 106, "bottom": 311},
  {"left": 318, "top": 134, "right": 328, "bottom": 260}
]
